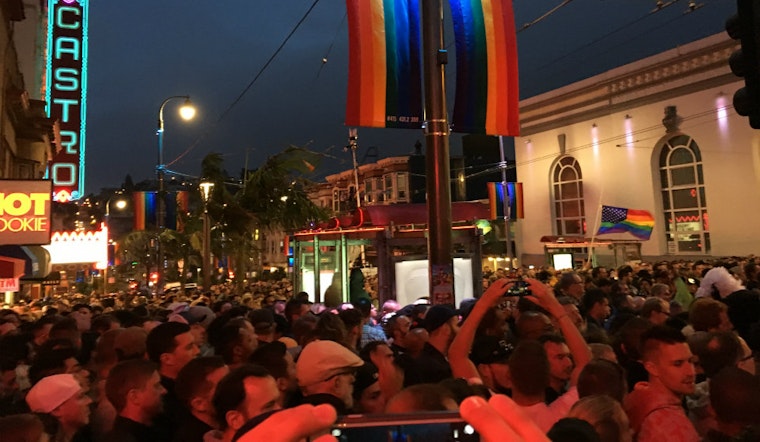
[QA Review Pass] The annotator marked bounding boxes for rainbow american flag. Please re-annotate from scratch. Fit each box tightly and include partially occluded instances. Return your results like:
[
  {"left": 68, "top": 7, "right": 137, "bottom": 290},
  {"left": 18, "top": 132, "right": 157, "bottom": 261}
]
[
  {"left": 449, "top": 0, "right": 519, "bottom": 136},
  {"left": 597, "top": 205, "right": 654, "bottom": 240},
  {"left": 345, "top": 0, "right": 422, "bottom": 129}
]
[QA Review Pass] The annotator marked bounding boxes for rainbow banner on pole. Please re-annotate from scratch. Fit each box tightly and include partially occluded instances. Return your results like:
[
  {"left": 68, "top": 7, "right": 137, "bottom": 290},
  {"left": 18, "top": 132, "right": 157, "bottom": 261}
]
[
  {"left": 597, "top": 205, "right": 654, "bottom": 240},
  {"left": 345, "top": 0, "right": 422, "bottom": 129},
  {"left": 487, "top": 182, "right": 523, "bottom": 220},
  {"left": 133, "top": 191, "right": 157, "bottom": 231},
  {"left": 449, "top": 0, "right": 519, "bottom": 136}
]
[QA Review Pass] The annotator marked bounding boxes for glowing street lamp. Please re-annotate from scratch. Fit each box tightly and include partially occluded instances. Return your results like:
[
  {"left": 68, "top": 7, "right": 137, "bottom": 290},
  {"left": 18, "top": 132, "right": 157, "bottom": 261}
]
[
  {"left": 104, "top": 196, "right": 127, "bottom": 294},
  {"left": 156, "top": 95, "right": 196, "bottom": 292}
]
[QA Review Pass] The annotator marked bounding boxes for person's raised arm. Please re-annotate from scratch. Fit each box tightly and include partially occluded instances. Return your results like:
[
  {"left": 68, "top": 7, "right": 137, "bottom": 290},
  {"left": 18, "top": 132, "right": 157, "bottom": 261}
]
[
  {"left": 449, "top": 278, "right": 511, "bottom": 380},
  {"left": 524, "top": 278, "right": 591, "bottom": 386}
]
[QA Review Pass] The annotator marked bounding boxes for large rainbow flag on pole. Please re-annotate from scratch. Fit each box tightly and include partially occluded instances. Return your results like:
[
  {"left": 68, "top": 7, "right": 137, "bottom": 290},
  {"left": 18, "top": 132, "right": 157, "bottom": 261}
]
[
  {"left": 345, "top": 0, "right": 422, "bottom": 129},
  {"left": 449, "top": 0, "right": 519, "bottom": 136},
  {"left": 597, "top": 205, "right": 655, "bottom": 240}
]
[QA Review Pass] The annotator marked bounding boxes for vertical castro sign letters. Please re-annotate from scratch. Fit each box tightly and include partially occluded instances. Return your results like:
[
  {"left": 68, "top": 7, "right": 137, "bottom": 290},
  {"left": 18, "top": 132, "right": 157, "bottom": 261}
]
[{"left": 46, "top": 0, "right": 88, "bottom": 202}]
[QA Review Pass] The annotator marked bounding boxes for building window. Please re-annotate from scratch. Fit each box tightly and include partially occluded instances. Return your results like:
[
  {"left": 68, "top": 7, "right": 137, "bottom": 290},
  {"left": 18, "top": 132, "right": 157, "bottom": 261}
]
[
  {"left": 551, "top": 156, "right": 585, "bottom": 235},
  {"left": 383, "top": 174, "right": 394, "bottom": 203},
  {"left": 659, "top": 134, "right": 709, "bottom": 254},
  {"left": 397, "top": 173, "right": 408, "bottom": 202}
]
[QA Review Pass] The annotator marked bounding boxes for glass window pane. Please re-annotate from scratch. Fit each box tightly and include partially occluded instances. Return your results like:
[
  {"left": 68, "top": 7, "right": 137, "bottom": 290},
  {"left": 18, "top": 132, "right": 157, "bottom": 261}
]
[
  {"left": 702, "top": 210, "right": 710, "bottom": 231},
  {"left": 560, "top": 167, "right": 577, "bottom": 182},
  {"left": 678, "top": 233, "right": 702, "bottom": 252},
  {"left": 561, "top": 182, "right": 578, "bottom": 199},
  {"left": 697, "top": 165, "right": 704, "bottom": 183},
  {"left": 699, "top": 187, "right": 706, "bottom": 206},
  {"left": 555, "top": 202, "right": 562, "bottom": 217},
  {"left": 660, "top": 169, "right": 669, "bottom": 187},
  {"left": 554, "top": 184, "right": 560, "bottom": 198},
  {"left": 673, "top": 210, "right": 700, "bottom": 231},
  {"left": 562, "top": 200, "right": 580, "bottom": 217},
  {"left": 554, "top": 165, "right": 561, "bottom": 181},
  {"left": 556, "top": 220, "right": 563, "bottom": 234},
  {"left": 661, "top": 191, "right": 671, "bottom": 211},
  {"left": 581, "top": 204, "right": 585, "bottom": 216},
  {"left": 564, "top": 220, "right": 581, "bottom": 234},
  {"left": 670, "top": 147, "right": 694, "bottom": 165},
  {"left": 670, "top": 166, "right": 696, "bottom": 186},
  {"left": 664, "top": 212, "right": 673, "bottom": 232},
  {"left": 704, "top": 232, "right": 711, "bottom": 253},
  {"left": 660, "top": 145, "right": 670, "bottom": 166},
  {"left": 672, "top": 188, "right": 698, "bottom": 209}
]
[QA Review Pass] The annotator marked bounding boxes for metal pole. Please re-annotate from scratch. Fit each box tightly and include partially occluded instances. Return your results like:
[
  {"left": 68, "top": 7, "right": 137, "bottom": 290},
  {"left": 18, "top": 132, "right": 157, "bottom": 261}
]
[
  {"left": 156, "top": 95, "right": 190, "bottom": 295},
  {"left": 422, "top": 0, "right": 453, "bottom": 305},
  {"left": 203, "top": 208, "right": 211, "bottom": 289},
  {"left": 498, "top": 136, "right": 514, "bottom": 268}
]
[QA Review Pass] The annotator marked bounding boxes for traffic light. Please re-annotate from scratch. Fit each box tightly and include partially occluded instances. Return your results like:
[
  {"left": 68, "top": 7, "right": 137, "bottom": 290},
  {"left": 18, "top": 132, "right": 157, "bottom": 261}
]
[{"left": 727, "top": 0, "right": 760, "bottom": 128}]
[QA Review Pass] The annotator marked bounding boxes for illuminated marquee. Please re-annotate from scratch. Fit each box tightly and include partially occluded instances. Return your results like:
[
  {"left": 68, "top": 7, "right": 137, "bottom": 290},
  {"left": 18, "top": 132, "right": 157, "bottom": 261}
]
[
  {"left": 42, "top": 224, "right": 108, "bottom": 269},
  {"left": 46, "top": 0, "right": 89, "bottom": 202},
  {"left": 0, "top": 180, "right": 53, "bottom": 245}
]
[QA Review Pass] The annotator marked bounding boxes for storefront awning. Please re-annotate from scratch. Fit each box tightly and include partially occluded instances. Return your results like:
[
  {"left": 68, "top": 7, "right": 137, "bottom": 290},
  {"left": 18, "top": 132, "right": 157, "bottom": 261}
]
[
  {"left": 0, "top": 256, "right": 25, "bottom": 278},
  {"left": 20, "top": 270, "right": 61, "bottom": 286}
]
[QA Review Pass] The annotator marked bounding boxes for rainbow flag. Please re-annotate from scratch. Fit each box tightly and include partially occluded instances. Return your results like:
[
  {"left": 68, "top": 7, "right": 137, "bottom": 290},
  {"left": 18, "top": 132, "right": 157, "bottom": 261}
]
[
  {"left": 597, "top": 205, "right": 654, "bottom": 240},
  {"left": 449, "top": 0, "right": 519, "bottom": 136},
  {"left": 133, "top": 191, "right": 157, "bottom": 231},
  {"left": 345, "top": 0, "right": 422, "bottom": 129},
  {"left": 487, "top": 182, "right": 523, "bottom": 219}
]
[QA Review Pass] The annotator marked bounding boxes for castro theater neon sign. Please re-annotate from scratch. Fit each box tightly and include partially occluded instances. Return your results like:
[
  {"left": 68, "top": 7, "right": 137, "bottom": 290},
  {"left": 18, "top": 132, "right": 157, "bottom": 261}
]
[{"left": 46, "top": 0, "right": 89, "bottom": 203}]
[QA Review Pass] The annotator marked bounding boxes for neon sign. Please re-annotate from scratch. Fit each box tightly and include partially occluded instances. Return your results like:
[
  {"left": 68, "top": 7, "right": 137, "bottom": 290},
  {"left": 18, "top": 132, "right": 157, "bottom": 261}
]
[
  {"left": 46, "top": 0, "right": 88, "bottom": 202},
  {"left": 0, "top": 180, "right": 53, "bottom": 245}
]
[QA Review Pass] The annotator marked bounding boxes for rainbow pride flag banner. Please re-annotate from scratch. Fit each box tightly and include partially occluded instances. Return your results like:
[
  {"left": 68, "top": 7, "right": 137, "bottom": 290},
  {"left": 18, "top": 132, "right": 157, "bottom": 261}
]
[
  {"left": 597, "top": 205, "right": 654, "bottom": 240},
  {"left": 133, "top": 191, "right": 156, "bottom": 231},
  {"left": 345, "top": 0, "right": 422, "bottom": 129},
  {"left": 449, "top": 0, "right": 519, "bottom": 136},
  {"left": 487, "top": 181, "right": 523, "bottom": 220}
]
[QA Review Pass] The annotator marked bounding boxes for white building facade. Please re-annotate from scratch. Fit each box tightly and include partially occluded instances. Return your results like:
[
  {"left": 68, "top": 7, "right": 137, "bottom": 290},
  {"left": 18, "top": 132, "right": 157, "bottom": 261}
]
[{"left": 514, "top": 33, "right": 760, "bottom": 264}]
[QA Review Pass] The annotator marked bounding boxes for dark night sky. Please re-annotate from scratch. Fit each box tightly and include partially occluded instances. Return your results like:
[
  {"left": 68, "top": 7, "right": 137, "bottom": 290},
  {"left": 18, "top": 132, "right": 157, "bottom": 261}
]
[{"left": 84, "top": 0, "right": 735, "bottom": 194}]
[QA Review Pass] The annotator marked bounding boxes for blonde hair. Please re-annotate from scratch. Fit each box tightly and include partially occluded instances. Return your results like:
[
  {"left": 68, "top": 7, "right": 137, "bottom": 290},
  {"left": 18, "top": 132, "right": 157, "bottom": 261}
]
[{"left": 567, "top": 395, "right": 632, "bottom": 442}]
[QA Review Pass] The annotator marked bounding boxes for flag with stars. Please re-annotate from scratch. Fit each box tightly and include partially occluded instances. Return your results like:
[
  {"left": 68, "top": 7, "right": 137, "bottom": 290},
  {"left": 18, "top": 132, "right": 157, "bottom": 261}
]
[{"left": 597, "top": 205, "right": 654, "bottom": 240}]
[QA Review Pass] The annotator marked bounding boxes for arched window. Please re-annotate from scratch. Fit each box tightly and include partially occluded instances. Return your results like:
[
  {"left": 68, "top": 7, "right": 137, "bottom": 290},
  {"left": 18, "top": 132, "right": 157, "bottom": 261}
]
[
  {"left": 659, "top": 134, "right": 709, "bottom": 254},
  {"left": 552, "top": 156, "right": 585, "bottom": 235}
]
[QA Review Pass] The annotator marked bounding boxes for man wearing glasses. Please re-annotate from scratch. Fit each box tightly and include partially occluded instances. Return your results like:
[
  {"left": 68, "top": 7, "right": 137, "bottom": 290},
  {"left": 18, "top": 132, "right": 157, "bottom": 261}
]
[{"left": 295, "top": 339, "right": 364, "bottom": 414}]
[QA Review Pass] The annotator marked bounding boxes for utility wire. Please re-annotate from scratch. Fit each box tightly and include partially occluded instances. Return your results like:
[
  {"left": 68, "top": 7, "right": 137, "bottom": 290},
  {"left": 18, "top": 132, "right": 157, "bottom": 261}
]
[
  {"left": 167, "top": 0, "right": 323, "bottom": 168},
  {"left": 517, "top": 0, "right": 575, "bottom": 33}
]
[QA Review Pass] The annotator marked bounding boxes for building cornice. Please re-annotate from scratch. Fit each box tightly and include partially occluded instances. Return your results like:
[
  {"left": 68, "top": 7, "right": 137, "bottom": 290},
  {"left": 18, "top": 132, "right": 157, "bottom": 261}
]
[{"left": 519, "top": 34, "right": 737, "bottom": 136}]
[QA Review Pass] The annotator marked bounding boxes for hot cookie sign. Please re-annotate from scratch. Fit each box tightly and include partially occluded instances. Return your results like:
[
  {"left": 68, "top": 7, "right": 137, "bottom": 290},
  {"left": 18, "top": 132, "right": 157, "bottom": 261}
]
[
  {"left": 46, "top": 0, "right": 89, "bottom": 202},
  {"left": 0, "top": 180, "right": 53, "bottom": 245}
]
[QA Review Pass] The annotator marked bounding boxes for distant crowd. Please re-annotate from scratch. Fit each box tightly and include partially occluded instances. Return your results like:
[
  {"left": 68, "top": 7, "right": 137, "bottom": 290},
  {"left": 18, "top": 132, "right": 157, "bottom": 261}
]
[{"left": 0, "top": 257, "right": 759, "bottom": 442}]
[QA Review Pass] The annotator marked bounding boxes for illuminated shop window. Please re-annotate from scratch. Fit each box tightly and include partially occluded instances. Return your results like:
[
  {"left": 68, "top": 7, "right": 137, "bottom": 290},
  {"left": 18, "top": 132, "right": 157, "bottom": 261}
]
[
  {"left": 659, "top": 134, "right": 709, "bottom": 254},
  {"left": 551, "top": 156, "right": 586, "bottom": 235}
]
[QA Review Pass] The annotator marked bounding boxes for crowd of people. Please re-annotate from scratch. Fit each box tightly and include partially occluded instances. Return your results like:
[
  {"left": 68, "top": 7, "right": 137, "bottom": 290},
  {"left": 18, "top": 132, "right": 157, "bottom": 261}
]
[{"left": 0, "top": 258, "right": 759, "bottom": 442}]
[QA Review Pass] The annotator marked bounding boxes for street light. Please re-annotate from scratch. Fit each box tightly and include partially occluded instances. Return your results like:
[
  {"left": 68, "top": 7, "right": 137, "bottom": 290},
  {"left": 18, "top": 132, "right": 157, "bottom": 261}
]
[
  {"left": 200, "top": 180, "right": 214, "bottom": 289},
  {"left": 104, "top": 196, "right": 127, "bottom": 294},
  {"left": 156, "top": 95, "right": 196, "bottom": 293}
]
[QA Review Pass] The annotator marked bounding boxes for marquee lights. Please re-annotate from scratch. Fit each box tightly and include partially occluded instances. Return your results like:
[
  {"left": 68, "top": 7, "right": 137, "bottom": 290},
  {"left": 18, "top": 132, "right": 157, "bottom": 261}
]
[
  {"left": 45, "top": 0, "right": 89, "bottom": 202},
  {"left": 42, "top": 224, "right": 107, "bottom": 269}
]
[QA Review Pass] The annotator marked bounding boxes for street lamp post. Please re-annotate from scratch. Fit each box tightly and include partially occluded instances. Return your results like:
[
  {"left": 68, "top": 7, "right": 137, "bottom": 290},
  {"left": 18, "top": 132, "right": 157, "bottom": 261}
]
[
  {"left": 156, "top": 96, "right": 195, "bottom": 293},
  {"left": 200, "top": 180, "right": 215, "bottom": 290},
  {"left": 104, "top": 197, "right": 127, "bottom": 295}
]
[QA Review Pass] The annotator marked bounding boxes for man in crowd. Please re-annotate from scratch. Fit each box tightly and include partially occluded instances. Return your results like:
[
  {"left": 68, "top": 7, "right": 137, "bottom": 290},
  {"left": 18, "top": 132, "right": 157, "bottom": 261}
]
[
  {"left": 208, "top": 364, "right": 281, "bottom": 442},
  {"left": 249, "top": 341, "right": 298, "bottom": 408},
  {"left": 26, "top": 374, "right": 92, "bottom": 442},
  {"left": 295, "top": 339, "right": 364, "bottom": 413},
  {"left": 174, "top": 356, "right": 229, "bottom": 442},
  {"left": 624, "top": 325, "right": 699, "bottom": 441},
  {"left": 146, "top": 321, "right": 200, "bottom": 434},
  {"left": 104, "top": 359, "right": 167, "bottom": 441},
  {"left": 403, "top": 304, "right": 459, "bottom": 385}
]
